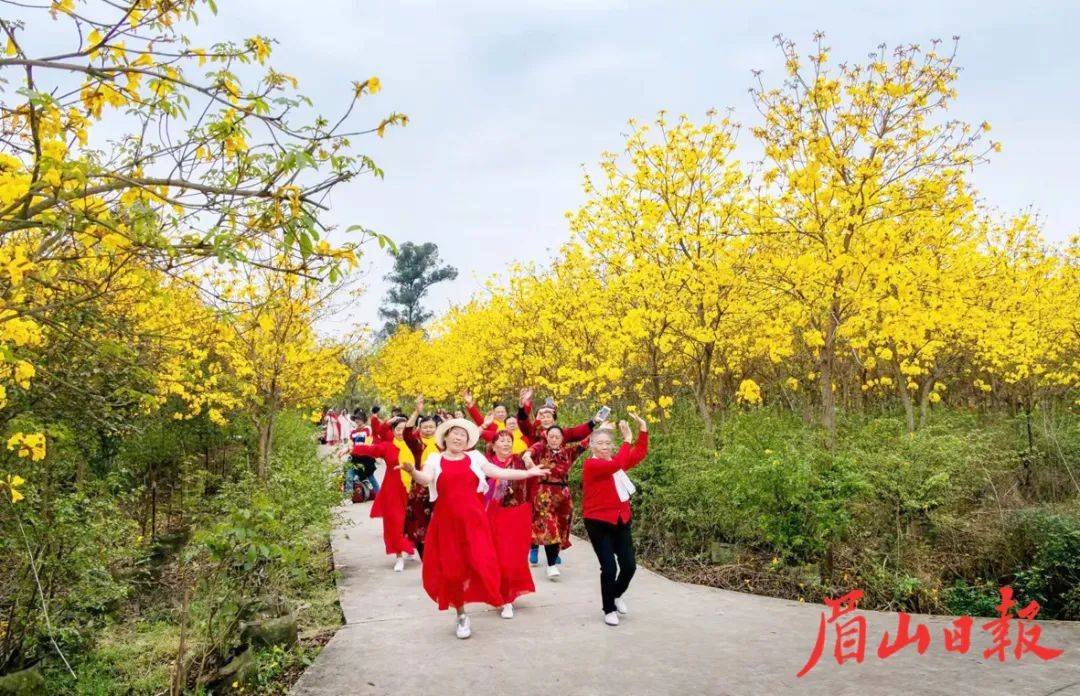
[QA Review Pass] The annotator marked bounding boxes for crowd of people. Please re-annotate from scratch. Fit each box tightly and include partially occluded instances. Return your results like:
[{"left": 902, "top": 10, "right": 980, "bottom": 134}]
[{"left": 319, "top": 389, "right": 649, "bottom": 638}]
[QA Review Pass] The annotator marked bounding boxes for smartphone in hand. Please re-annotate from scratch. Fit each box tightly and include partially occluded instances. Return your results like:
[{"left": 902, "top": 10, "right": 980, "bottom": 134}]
[{"left": 594, "top": 405, "right": 611, "bottom": 423}]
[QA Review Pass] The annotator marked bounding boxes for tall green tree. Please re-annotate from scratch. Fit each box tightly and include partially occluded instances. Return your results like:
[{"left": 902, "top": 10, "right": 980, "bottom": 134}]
[{"left": 378, "top": 242, "right": 457, "bottom": 337}]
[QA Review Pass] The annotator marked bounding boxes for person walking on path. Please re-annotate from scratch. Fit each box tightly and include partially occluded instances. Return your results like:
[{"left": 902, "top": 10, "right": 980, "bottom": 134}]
[
  {"left": 347, "top": 410, "right": 379, "bottom": 497},
  {"left": 483, "top": 429, "right": 537, "bottom": 619},
  {"left": 521, "top": 425, "right": 591, "bottom": 579},
  {"left": 402, "top": 397, "right": 439, "bottom": 557},
  {"left": 515, "top": 387, "right": 603, "bottom": 566},
  {"left": 581, "top": 412, "right": 649, "bottom": 626},
  {"left": 400, "top": 418, "right": 546, "bottom": 639},
  {"left": 350, "top": 416, "right": 416, "bottom": 571}
]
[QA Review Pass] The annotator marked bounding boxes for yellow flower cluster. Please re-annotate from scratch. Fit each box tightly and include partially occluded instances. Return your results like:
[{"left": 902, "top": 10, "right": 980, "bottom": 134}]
[
  {"left": 7, "top": 432, "right": 46, "bottom": 462},
  {"left": 4, "top": 474, "right": 25, "bottom": 503},
  {"left": 365, "top": 44, "right": 1078, "bottom": 427}
]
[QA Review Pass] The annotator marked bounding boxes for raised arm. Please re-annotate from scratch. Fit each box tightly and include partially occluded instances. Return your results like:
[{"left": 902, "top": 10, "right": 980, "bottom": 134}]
[
  {"left": 466, "top": 402, "right": 485, "bottom": 427},
  {"left": 406, "top": 396, "right": 423, "bottom": 428},
  {"left": 615, "top": 414, "right": 649, "bottom": 470},
  {"left": 585, "top": 417, "right": 650, "bottom": 476},
  {"left": 370, "top": 409, "right": 392, "bottom": 442},
  {"left": 562, "top": 418, "right": 597, "bottom": 443},
  {"left": 520, "top": 412, "right": 536, "bottom": 441}
]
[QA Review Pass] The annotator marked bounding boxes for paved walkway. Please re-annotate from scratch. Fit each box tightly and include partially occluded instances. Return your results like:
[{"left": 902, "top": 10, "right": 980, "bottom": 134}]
[{"left": 292, "top": 465, "right": 1080, "bottom": 696}]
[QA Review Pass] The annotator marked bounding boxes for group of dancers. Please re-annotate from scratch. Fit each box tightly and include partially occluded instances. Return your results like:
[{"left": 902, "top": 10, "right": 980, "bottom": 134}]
[{"left": 324, "top": 389, "right": 649, "bottom": 638}]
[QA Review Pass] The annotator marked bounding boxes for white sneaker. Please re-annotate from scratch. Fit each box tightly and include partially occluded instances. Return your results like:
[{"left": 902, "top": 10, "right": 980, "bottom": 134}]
[
  {"left": 614, "top": 597, "right": 628, "bottom": 615},
  {"left": 501, "top": 604, "right": 514, "bottom": 619},
  {"left": 604, "top": 612, "right": 620, "bottom": 626},
  {"left": 546, "top": 566, "right": 561, "bottom": 580},
  {"left": 456, "top": 614, "right": 471, "bottom": 639},
  {"left": 393, "top": 557, "right": 405, "bottom": 572}
]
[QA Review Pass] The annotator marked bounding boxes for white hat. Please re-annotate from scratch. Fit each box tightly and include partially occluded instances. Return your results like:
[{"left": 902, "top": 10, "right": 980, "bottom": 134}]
[{"left": 434, "top": 418, "right": 481, "bottom": 450}]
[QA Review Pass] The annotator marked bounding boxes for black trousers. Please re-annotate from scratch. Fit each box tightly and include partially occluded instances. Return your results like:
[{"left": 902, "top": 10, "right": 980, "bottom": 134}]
[
  {"left": 584, "top": 517, "right": 636, "bottom": 614},
  {"left": 531, "top": 543, "right": 561, "bottom": 565}
]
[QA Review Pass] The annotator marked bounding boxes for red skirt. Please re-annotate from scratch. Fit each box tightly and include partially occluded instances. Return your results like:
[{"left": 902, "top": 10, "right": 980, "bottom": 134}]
[
  {"left": 421, "top": 484, "right": 502, "bottom": 609},
  {"left": 488, "top": 502, "right": 535, "bottom": 604},
  {"left": 370, "top": 471, "right": 415, "bottom": 556}
]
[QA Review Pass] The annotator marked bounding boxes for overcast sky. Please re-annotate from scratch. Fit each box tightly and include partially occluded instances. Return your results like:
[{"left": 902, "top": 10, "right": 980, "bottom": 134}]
[{"left": 44, "top": 1, "right": 1080, "bottom": 335}]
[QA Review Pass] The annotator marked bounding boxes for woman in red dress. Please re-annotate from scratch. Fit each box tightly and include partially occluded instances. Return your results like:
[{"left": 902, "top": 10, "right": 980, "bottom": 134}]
[
  {"left": 522, "top": 425, "right": 591, "bottom": 579},
  {"left": 351, "top": 416, "right": 416, "bottom": 571},
  {"left": 483, "top": 429, "right": 536, "bottom": 619},
  {"left": 401, "top": 418, "right": 546, "bottom": 639}
]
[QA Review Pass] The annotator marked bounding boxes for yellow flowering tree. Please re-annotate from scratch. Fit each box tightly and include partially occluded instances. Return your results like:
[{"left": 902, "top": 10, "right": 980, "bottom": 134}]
[
  {"left": 218, "top": 269, "right": 350, "bottom": 476},
  {"left": 0, "top": 0, "right": 398, "bottom": 472},
  {"left": 748, "top": 34, "right": 992, "bottom": 442},
  {"left": 360, "top": 35, "right": 1077, "bottom": 447},
  {"left": 567, "top": 112, "right": 757, "bottom": 425}
]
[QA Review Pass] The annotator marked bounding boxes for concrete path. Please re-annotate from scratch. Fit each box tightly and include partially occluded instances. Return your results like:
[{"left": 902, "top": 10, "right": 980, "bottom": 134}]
[{"left": 292, "top": 467, "right": 1080, "bottom": 696}]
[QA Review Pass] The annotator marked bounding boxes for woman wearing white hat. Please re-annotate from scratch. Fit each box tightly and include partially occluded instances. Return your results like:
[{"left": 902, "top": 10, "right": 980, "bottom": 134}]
[{"left": 400, "top": 417, "right": 547, "bottom": 639}]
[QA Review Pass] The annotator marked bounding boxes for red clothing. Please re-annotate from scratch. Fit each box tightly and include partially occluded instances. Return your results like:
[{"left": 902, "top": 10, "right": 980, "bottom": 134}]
[
  {"left": 466, "top": 404, "right": 530, "bottom": 443},
  {"left": 527, "top": 439, "right": 588, "bottom": 549},
  {"left": 369, "top": 414, "right": 394, "bottom": 443},
  {"left": 352, "top": 441, "right": 415, "bottom": 556},
  {"left": 402, "top": 427, "right": 434, "bottom": 546},
  {"left": 421, "top": 456, "right": 503, "bottom": 610},
  {"left": 466, "top": 403, "right": 486, "bottom": 427},
  {"left": 581, "top": 432, "right": 649, "bottom": 524},
  {"left": 485, "top": 452, "right": 535, "bottom": 604},
  {"left": 519, "top": 400, "right": 594, "bottom": 443}
]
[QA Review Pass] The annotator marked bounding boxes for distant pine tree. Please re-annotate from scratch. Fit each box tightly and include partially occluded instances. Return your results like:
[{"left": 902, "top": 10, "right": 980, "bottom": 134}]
[{"left": 378, "top": 241, "right": 457, "bottom": 338}]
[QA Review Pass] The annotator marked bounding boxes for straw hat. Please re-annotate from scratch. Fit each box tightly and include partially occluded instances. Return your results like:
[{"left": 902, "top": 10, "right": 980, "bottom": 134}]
[{"left": 434, "top": 418, "right": 481, "bottom": 450}]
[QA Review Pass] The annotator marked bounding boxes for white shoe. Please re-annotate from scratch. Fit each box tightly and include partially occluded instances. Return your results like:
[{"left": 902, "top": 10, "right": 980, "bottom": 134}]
[
  {"left": 393, "top": 557, "right": 405, "bottom": 572},
  {"left": 501, "top": 604, "right": 514, "bottom": 619},
  {"left": 456, "top": 614, "right": 471, "bottom": 639},
  {"left": 546, "top": 566, "right": 561, "bottom": 580},
  {"left": 614, "top": 597, "right": 628, "bottom": 615},
  {"left": 604, "top": 612, "right": 620, "bottom": 626}
]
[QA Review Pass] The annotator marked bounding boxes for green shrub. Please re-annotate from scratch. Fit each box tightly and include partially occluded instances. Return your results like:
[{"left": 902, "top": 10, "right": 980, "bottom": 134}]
[
  {"left": 592, "top": 402, "right": 1079, "bottom": 618},
  {"left": 943, "top": 579, "right": 1002, "bottom": 618},
  {"left": 1008, "top": 509, "right": 1080, "bottom": 620}
]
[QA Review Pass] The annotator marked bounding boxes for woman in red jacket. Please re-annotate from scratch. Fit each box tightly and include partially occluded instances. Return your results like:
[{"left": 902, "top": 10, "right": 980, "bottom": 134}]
[{"left": 581, "top": 412, "right": 649, "bottom": 626}]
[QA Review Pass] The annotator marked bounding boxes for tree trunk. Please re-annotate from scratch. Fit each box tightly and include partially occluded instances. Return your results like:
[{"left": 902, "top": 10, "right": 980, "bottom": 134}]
[
  {"left": 694, "top": 386, "right": 713, "bottom": 433},
  {"left": 917, "top": 370, "right": 939, "bottom": 429},
  {"left": 695, "top": 343, "right": 715, "bottom": 434},
  {"left": 819, "top": 310, "right": 839, "bottom": 449},
  {"left": 895, "top": 361, "right": 915, "bottom": 434},
  {"left": 256, "top": 408, "right": 277, "bottom": 480}
]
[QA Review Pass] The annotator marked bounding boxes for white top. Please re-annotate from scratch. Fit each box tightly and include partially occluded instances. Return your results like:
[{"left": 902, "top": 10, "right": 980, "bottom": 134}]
[{"left": 422, "top": 450, "right": 489, "bottom": 502}]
